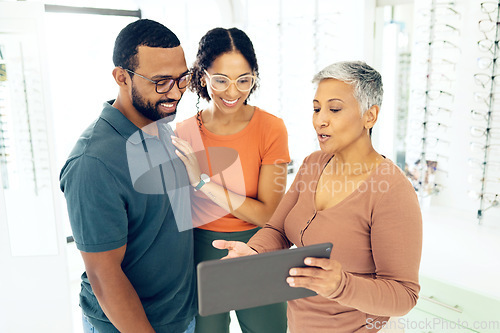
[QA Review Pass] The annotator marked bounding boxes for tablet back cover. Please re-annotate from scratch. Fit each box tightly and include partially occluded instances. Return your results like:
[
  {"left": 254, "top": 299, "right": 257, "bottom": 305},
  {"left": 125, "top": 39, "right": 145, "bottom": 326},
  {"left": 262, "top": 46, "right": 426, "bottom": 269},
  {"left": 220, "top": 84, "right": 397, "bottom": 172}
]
[{"left": 197, "top": 242, "right": 333, "bottom": 316}]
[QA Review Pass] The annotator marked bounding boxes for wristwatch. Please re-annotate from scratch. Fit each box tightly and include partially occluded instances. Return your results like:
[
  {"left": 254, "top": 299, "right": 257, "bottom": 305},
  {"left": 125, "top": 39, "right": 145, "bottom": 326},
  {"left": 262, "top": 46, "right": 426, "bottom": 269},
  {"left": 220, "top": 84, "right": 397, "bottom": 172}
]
[{"left": 194, "top": 173, "right": 210, "bottom": 191}]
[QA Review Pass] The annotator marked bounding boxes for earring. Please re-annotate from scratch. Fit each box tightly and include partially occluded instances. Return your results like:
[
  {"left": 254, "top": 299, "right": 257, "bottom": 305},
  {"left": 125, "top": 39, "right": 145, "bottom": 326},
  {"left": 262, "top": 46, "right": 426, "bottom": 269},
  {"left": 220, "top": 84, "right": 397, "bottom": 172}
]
[{"left": 201, "top": 80, "right": 206, "bottom": 87}]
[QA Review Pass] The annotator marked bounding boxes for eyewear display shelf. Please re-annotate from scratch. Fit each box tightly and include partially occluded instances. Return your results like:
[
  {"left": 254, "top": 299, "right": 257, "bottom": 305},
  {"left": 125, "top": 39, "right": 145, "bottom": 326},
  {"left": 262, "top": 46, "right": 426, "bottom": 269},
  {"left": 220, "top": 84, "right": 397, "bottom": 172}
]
[
  {"left": 406, "top": 0, "right": 460, "bottom": 205},
  {"left": 472, "top": 0, "right": 500, "bottom": 223}
]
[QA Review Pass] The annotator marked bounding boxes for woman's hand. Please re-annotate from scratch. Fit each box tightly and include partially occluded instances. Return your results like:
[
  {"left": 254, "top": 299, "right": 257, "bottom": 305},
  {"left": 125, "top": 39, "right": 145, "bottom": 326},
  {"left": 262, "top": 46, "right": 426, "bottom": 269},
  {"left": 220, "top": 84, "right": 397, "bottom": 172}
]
[
  {"left": 286, "top": 257, "right": 343, "bottom": 298},
  {"left": 212, "top": 240, "right": 257, "bottom": 259},
  {"left": 171, "top": 136, "right": 202, "bottom": 187}
]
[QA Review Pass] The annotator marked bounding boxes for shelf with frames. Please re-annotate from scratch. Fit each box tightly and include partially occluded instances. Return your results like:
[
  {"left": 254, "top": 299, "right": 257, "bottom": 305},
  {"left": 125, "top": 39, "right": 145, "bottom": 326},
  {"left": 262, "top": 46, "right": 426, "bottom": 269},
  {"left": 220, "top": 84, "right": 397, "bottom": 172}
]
[
  {"left": 0, "top": 15, "right": 59, "bottom": 257},
  {"left": 405, "top": 0, "right": 461, "bottom": 203},
  {"left": 471, "top": 0, "right": 500, "bottom": 223}
]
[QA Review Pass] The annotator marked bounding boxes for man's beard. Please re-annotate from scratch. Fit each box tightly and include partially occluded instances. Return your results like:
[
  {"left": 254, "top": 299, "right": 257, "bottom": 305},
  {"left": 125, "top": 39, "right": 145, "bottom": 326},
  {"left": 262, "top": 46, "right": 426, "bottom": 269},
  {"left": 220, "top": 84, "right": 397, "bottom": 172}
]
[{"left": 132, "top": 84, "right": 177, "bottom": 123}]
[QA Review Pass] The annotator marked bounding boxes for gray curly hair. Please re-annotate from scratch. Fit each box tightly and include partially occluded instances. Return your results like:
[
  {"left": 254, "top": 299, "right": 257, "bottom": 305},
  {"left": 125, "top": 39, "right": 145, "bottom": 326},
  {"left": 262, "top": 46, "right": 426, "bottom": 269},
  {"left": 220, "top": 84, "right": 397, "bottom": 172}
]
[{"left": 312, "top": 61, "right": 383, "bottom": 115}]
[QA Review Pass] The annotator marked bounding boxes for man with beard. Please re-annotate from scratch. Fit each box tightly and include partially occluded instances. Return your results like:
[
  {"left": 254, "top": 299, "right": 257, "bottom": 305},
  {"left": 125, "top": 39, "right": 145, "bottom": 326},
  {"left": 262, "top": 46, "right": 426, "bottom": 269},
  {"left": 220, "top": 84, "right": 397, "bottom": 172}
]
[{"left": 60, "top": 19, "right": 196, "bottom": 333}]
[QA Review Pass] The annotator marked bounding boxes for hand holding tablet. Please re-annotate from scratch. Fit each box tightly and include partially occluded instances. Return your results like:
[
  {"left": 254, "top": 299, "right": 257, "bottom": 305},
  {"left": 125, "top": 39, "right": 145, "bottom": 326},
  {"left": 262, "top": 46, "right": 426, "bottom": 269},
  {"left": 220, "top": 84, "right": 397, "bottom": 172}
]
[
  {"left": 213, "top": 240, "right": 342, "bottom": 296},
  {"left": 287, "top": 255, "right": 343, "bottom": 298},
  {"left": 197, "top": 242, "right": 333, "bottom": 316}
]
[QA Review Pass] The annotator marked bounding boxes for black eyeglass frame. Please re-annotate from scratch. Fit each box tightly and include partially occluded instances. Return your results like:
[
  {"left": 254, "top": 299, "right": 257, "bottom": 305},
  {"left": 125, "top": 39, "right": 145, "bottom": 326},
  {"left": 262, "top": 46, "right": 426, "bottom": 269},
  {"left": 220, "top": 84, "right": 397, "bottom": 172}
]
[{"left": 121, "top": 67, "right": 192, "bottom": 94}]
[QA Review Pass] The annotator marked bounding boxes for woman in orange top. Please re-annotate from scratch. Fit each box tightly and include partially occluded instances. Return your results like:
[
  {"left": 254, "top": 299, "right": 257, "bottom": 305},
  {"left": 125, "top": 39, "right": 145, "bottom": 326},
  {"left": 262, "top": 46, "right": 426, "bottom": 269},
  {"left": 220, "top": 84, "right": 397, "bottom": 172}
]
[{"left": 173, "top": 27, "right": 290, "bottom": 333}]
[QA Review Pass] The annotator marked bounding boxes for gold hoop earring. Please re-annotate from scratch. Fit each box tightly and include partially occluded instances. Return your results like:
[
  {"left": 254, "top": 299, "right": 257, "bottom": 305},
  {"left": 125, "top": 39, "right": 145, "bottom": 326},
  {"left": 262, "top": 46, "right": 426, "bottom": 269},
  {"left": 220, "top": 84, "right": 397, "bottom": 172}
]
[{"left": 201, "top": 80, "right": 206, "bottom": 87}]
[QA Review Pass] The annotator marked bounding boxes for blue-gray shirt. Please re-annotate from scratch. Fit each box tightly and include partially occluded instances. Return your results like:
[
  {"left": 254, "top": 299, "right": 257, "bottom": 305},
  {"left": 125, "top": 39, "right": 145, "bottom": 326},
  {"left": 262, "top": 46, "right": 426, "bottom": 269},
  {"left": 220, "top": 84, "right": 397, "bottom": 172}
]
[{"left": 60, "top": 101, "right": 196, "bottom": 333}]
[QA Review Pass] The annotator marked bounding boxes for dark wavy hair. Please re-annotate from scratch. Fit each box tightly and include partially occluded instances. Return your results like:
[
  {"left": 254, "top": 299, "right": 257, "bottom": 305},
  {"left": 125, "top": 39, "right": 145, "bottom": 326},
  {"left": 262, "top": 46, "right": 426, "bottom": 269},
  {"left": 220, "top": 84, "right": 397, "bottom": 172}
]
[
  {"left": 112, "top": 19, "right": 180, "bottom": 73},
  {"left": 190, "top": 27, "right": 259, "bottom": 103}
]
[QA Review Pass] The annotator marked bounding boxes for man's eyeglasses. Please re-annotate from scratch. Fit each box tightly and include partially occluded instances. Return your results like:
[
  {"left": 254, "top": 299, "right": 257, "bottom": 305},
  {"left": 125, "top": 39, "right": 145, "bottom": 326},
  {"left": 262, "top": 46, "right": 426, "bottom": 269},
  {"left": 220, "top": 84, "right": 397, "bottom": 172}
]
[
  {"left": 203, "top": 70, "right": 256, "bottom": 92},
  {"left": 481, "top": 2, "right": 500, "bottom": 17},
  {"left": 122, "top": 67, "right": 192, "bottom": 94}
]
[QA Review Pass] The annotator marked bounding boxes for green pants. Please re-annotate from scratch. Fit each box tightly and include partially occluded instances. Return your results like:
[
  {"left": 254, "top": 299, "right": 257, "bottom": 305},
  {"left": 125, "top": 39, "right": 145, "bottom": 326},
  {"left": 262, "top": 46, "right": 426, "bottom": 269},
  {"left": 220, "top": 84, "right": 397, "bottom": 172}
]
[{"left": 194, "top": 228, "right": 288, "bottom": 333}]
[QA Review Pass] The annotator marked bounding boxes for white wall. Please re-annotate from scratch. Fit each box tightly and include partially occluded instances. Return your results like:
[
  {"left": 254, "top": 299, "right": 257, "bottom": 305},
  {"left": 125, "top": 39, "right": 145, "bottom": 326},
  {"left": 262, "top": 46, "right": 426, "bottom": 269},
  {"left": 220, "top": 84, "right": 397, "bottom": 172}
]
[{"left": 0, "top": 2, "right": 72, "bottom": 332}]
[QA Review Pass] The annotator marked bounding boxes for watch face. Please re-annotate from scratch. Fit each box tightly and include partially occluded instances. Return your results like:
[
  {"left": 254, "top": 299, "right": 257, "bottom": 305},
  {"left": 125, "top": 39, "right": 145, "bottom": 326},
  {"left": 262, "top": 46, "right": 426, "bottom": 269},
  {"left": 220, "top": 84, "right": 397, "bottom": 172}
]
[{"left": 201, "top": 173, "right": 210, "bottom": 182}]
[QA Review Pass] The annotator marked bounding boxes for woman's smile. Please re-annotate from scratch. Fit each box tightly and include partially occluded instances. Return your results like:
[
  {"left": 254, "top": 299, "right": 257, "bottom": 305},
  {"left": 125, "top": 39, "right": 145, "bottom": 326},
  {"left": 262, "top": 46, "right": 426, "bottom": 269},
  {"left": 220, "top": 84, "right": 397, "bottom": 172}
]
[{"left": 221, "top": 97, "right": 240, "bottom": 107}]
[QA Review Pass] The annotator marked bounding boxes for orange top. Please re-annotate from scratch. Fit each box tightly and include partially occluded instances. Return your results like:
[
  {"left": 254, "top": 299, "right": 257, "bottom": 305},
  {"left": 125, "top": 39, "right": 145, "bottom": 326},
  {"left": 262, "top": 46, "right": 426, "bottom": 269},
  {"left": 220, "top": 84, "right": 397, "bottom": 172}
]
[{"left": 175, "top": 107, "right": 290, "bottom": 232}]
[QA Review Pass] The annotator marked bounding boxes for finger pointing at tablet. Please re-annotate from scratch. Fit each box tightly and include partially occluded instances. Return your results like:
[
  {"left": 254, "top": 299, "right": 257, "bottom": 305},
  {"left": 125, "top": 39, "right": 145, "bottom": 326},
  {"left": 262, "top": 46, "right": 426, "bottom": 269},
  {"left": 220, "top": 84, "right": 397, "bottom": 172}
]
[{"left": 212, "top": 240, "right": 257, "bottom": 259}]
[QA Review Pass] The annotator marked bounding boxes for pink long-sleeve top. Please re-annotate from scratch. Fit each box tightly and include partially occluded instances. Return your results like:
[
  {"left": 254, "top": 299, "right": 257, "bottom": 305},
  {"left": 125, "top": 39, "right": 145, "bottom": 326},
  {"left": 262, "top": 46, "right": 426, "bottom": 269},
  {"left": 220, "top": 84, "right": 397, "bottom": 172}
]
[{"left": 247, "top": 151, "right": 423, "bottom": 333}]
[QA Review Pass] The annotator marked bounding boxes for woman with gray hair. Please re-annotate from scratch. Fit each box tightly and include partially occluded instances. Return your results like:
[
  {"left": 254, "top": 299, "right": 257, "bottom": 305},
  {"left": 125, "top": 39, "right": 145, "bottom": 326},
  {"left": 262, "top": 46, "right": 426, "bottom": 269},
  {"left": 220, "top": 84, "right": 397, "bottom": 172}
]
[{"left": 215, "top": 61, "right": 422, "bottom": 332}]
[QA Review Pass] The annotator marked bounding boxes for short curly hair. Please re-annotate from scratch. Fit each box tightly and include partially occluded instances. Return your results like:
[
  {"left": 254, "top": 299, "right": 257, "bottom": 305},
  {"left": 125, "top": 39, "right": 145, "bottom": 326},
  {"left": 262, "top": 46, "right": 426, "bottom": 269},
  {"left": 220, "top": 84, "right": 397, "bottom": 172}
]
[
  {"left": 113, "top": 19, "right": 180, "bottom": 72},
  {"left": 190, "top": 27, "right": 259, "bottom": 102}
]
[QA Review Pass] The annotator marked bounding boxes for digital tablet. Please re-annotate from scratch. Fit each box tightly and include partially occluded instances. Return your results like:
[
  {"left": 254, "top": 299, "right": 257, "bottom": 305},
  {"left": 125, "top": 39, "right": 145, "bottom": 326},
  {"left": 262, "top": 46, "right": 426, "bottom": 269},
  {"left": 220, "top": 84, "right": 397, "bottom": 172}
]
[{"left": 197, "top": 242, "right": 333, "bottom": 316}]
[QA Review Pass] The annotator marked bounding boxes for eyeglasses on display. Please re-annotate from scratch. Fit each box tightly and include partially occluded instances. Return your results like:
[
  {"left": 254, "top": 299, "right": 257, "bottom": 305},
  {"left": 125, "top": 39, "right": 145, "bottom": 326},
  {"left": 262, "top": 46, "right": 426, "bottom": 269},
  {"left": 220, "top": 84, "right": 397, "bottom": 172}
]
[
  {"left": 470, "top": 126, "right": 500, "bottom": 138},
  {"left": 477, "top": 38, "right": 500, "bottom": 54},
  {"left": 418, "top": 23, "right": 460, "bottom": 35},
  {"left": 410, "top": 121, "right": 448, "bottom": 132},
  {"left": 474, "top": 191, "right": 499, "bottom": 216},
  {"left": 473, "top": 73, "right": 500, "bottom": 88},
  {"left": 417, "top": 39, "right": 460, "bottom": 51},
  {"left": 478, "top": 19, "right": 500, "bottom": 33},
  {"left": 481, "top": 2, "right": 500, "bottom": 15},
  {"left": 410, "top": 136, "right": 450, "bottom": 148},
  {"left": 473, "top": 91, "right": 500, "bottom": 106},
  {"left": 477, "top": 56, "right": 498, "bottom": 69},
  {"left": 419, "top": 6, "right": 461, "bottom": 18},
  {"left": 468, "top": 190, "right": 500, "bottom": 204},
  {"left": 414, "top": 89, "right": 454, "bottom": 100},
  {"left": 468, "top": 174, "right": 500, "bottom": 183},
  {"left": 470, "top": 109, "right": 497, "bottom": 121},
  {"left": 468, "top": 158, "right": 500, "bottom": 171},
  {"left": 417, "top": 57, "right": 457, "bottom": 71},
  {"left": 415, "top": 106, "right": 452, "bottom": 117},
  {"left": 470, "top": 141, "right": 500, "bottom": 153}
]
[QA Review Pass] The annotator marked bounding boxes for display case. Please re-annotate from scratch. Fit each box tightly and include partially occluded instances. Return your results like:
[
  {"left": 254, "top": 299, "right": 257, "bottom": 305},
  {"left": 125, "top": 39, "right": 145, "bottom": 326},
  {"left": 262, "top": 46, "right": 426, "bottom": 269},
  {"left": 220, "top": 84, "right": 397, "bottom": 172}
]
[
  {"left": 0, "top": 2, "right": 71, "bottom": 332},
  {"left": 0, "top": 15, "right": 58, "bottom": 256}
]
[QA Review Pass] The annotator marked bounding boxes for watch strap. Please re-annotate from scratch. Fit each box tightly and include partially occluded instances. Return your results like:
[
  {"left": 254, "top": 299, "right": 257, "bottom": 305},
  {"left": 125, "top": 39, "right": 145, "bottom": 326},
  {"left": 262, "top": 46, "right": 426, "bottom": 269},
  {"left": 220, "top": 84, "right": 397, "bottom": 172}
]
[{"left": 194, "top": 179, "right": 206, "bottom": 191}]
